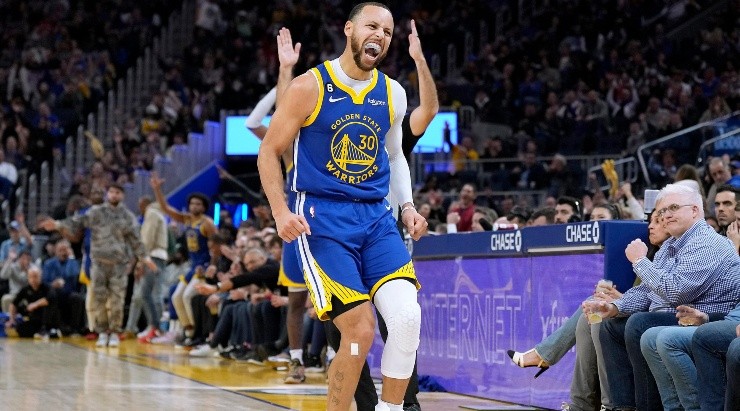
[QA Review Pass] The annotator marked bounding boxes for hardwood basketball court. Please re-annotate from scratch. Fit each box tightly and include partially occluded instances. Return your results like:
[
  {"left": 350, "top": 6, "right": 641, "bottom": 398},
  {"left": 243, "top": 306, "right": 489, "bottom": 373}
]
[{"left": 0, "top": 337, "right": 538, "bottom": 410}]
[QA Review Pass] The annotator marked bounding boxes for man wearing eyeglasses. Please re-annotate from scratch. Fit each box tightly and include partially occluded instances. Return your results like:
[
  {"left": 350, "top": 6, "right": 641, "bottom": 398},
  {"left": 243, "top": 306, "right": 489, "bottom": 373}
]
[{"left": 583, "top": 183, "right": 740, "bottom": 411}]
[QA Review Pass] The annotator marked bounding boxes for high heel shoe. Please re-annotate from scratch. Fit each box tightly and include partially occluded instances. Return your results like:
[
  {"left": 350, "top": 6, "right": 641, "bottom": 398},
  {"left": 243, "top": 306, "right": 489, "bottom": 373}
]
[{"left": 507, "top": 348, "right": 550, "bottom": 378}]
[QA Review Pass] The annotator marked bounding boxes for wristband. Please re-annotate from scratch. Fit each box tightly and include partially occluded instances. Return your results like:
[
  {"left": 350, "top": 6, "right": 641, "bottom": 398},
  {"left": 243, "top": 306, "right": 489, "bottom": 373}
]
[{"left": 401, "top": 204, "right": 415, "bottom": 215}]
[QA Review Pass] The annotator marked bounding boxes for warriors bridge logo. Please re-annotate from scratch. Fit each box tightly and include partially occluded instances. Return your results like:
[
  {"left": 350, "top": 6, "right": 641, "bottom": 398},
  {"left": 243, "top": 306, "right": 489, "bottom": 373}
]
[{"left": 325, "top": 114, "right": 382, "bottom": 184}]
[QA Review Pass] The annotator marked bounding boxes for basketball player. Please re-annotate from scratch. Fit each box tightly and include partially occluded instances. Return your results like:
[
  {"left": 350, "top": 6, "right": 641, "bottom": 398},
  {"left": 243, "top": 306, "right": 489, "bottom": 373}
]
[
  {"left": 150, "top": 176, "right": 216, "bottom": 345},
  {"left": 325, "top": 18, "right": 437, "bottom": 411},
  {"left": 257, "top": 3, "right": 427, "bottom": 411}
]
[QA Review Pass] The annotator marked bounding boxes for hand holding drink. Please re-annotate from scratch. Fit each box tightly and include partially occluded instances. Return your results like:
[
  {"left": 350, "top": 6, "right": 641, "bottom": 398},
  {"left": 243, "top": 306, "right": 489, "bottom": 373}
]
[{"left": 583, "top": 300, "right": 610, "bottom": 324}]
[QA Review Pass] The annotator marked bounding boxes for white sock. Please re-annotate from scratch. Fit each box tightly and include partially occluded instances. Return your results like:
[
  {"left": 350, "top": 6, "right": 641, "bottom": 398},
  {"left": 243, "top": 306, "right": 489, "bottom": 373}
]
[
  {"left": 374, "top": 402, "right": 390, "bottom": 411},
  {"left": 326, "top": 346, "right": 336, "bottom": 362},
  {"left": 290, "top": 349, "right": 304, "bottom": 364},
  {"left": 377, "top": 400, "right": 403, "bottom": 411}
]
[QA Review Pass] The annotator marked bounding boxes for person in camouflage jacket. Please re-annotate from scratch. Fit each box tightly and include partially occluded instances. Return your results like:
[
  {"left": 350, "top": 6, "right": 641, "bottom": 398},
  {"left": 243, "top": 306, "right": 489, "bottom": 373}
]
[{"left": 40, "top": 183, "right": 155, "bottom": 347}]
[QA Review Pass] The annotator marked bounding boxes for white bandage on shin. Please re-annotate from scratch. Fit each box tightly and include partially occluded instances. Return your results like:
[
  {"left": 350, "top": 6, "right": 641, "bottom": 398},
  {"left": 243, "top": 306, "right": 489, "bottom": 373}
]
[{"left": 373, "top": 279, "right": 421, "bottom": 379}]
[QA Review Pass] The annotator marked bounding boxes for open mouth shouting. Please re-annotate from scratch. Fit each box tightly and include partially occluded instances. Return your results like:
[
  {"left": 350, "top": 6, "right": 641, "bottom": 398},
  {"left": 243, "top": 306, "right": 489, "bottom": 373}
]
[
  {"left": 351, "top": 35, "right": 386, "bottom": 71},
  {"left": 364, "top": 42, "right": 381, "bottom": 61}
]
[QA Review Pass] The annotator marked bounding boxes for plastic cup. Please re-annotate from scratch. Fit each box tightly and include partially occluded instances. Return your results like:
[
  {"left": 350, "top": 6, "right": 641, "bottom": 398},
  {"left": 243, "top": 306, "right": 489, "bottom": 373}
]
[{"left": 584, "top": 300, "right": 604, "bottom": 324}]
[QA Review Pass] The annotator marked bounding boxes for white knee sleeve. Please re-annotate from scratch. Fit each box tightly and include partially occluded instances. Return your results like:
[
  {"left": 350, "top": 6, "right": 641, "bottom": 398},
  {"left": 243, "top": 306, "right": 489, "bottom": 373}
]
[{"left": 374, "top": 279, "right": 421, "bottom": 379}]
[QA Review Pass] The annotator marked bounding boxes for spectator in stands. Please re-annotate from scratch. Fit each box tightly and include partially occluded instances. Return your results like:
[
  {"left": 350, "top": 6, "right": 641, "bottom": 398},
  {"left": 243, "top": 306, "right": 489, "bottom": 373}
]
[
  {"left": 640, "top": 215, "right": 739, "bottom": 410},
  {"left": 698, "top": 95, "right": 731, "bottom": 123},
  {"left": 188, "top": 233, "right": 234, "bottom": 347},
  {"left": 189, "top": 261, "right": 251, "bottom": 357},
  {"left": 0, "top": 249, "right": 31, "bottom": 313},
  {"left": 4, "top": 265, "right": 61, "bottom": 339},
  {"left": 512, "top": 151, "right": 548, "bottom": 190},
  {"left": 528, "top": 207, "right": 557, "bottom": 226},
  {"left": 590, "top": 203, "right": 622, "bottom": 221},
  {"left": 0, "top": 219, "right": 32, "bottom": 263},
  {"left": 196, "top": 247, "right": 280, "bottom": 363},
  {"left": 648, "top": 148, "right": 678, "bottom": 188},
  {"left": 506, "top": 206, "right": 531, "bottom": 227},
  {"left": 642, "top": 301, "right": 739, "bottom": 410},
  {"left": 624, "top": 122, "right": 646, "bottom": 156},
  {"left": 446, "top": 132, "right": 479, "bottom": 174},
  {"left": 706, "top": 157, "right": 733, "bottom": 212},
  {"left": 607, "top": 75, "right": 639, "bottom": 134},
  {"left": 546, "top": 153, "right": 581, "bottom": 198},
  {"left": 555, "top": 196, "right": 583, "bottom": 223},
  {"left": 581, "top": 90, "right": 609, "bottom": 152},
  {"left": 714, "top": 185, "right": 738, "bottom": 236},
  {"left": 473, "top": 90, "right": 496, "bottom": 122},
  {"left": 512, "top": 201, "right": 663, "bottom": 411},
  {"left": 587, "top": 184, "right": 740, "bottom": 411},
  {"left": 725, "top": 327, "right": 740, "bottom": 409},
  {"left": 673, "top": 164, "right": 705, "bottom": 196},
  {"left": 478, "top": 136, "right": 511, "bottom": 191},
  {"left": 612, "top": 182, "right": 645, "bottom": 221},
  {"left": 42, "top": 240, "right": 85, "bottom": 335},
  {"left": 0, "top": 148, "right": 18, "bottom": 201},
  {"left": 642, "top": 97, "right": 671, "bottom": 136},
  {"left": 446, "top": 183, "right": 477, "bottom": 233},
  {"left": 471, "top": 207, "right": 497, "bottom": 232}
]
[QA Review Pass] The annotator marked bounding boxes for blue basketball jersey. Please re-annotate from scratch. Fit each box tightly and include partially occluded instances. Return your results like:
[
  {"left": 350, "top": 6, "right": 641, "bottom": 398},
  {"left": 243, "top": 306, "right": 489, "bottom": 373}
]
[
  {"left": 292, "top": 60, "right": 396, "bottom": 201},
  {"left": 185, "top": 218, "right": 210, "bottom": 267}
]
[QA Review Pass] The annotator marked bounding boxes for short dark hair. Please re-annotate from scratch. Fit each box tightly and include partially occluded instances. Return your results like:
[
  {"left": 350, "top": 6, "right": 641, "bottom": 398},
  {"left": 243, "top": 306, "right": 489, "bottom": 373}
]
[
  {"left": 716, "top": 184, "right": 740, "bottom": 202},
  {"left": 108, "top": 183, "right": 125, "bottom": 193},
  {"left": 507, "top": 206, "right": 532, "bottom": 222},
  {"left": 529, "top": 207, "right": 556, "bottom": 224},
  {"left": 187, "top": 192, "right": 210, "bottom": 211},
  {"left": 557, "top": 196, "right": 582, "bottom": 221},
  {"left": 348, "top": 2, "right": 391, "bottom": 22}
]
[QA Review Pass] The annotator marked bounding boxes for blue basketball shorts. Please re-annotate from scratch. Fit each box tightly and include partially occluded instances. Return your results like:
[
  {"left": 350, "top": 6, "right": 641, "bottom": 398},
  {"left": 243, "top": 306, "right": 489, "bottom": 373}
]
[{"left": 293, "top": 192, "right": 418, "bottom": 320}]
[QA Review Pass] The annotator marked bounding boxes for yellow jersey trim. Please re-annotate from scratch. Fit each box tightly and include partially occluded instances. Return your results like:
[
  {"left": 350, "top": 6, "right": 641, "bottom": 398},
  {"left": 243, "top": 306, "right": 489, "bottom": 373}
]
[
  {"left": 385, "top": 75, "right": 394, "bottom": 124},
  {"left": 302, "top": 68, "right": 324, "bottom": 127},
  {"left": 369, "top": 261, "right": 420, "bottom": 300},
  {"left": 310, "top": 261, "right": 370, "bottom": 321},
  {"left": 277, "top": 264, "right": 304, "bottom": 288},
  {"left": 324, "top": 61, "right": 378, "bottom": 105}
]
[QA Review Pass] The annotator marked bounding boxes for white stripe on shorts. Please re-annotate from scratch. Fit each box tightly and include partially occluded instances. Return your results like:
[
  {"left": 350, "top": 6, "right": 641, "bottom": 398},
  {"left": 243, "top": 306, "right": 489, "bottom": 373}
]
[{"left": 295, "top": 192, "right": 328, "bottom": 311}]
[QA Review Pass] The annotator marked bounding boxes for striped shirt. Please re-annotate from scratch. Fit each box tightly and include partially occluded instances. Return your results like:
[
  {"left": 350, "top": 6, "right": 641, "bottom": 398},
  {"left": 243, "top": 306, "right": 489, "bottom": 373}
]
[{"left": 614, "top": 219, "right": 740, "bottom": 314}]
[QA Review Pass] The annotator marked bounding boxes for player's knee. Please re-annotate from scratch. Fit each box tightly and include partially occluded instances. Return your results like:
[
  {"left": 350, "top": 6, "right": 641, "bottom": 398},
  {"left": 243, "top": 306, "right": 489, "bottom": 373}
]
[
  {"left": 340, "top": 325, "right": 374, "bottom": 356},
  {"left": 387, "top": 301, "right": 421, "bottom": 353},
  {"left": 352, "top": 319, "right": 377, "bottom": 345}
]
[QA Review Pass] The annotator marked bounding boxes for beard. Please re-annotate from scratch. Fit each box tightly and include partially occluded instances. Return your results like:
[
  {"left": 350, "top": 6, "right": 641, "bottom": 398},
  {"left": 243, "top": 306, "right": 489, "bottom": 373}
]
[{"left": 350, "top": 34, "right": 386, "bottom": 71}]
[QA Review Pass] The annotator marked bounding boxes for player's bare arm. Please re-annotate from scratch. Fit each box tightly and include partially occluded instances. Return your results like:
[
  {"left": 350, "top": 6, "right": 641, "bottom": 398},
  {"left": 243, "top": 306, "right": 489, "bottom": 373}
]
[{"left": 257, "top": 73, "right": 316, "bottom": 242}]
